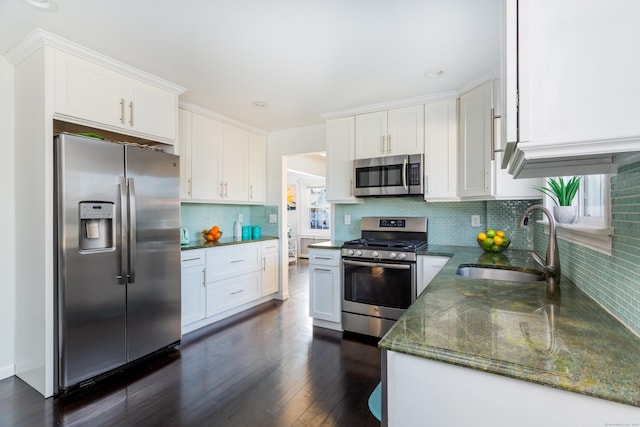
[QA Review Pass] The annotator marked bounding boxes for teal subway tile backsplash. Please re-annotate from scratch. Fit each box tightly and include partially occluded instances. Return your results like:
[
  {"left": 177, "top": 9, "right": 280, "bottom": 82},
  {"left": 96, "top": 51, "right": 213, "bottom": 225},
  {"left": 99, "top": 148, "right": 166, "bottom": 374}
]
[
  {"left": 181, "top": 203, "right": 278, "bottom": 243},
  {"left": 334, "top": 197, "right": 540, "bottom": 249},
  {"left": 534, "top": 161, "right": 640, "bottom": 336}
]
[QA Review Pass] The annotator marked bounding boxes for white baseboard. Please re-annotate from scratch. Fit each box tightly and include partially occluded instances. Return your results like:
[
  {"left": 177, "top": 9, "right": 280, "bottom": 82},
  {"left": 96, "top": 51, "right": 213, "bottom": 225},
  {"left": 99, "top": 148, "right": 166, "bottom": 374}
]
[{"left": 0, "top": 364, "right": 15, "bottom": 381}]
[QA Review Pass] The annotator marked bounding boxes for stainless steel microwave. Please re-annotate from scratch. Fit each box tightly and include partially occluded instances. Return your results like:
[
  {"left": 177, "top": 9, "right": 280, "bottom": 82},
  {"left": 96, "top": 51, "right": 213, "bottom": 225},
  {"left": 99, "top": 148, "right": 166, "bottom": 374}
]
[{"left": 353, "top": 154, "right": 424, "bottom": 197}]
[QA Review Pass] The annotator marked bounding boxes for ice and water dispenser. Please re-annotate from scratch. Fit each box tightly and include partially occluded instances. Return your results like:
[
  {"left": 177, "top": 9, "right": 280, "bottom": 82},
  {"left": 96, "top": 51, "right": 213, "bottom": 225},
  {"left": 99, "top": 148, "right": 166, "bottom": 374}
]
[{"left": 79, "top": 202, "right": 115, "bottom": 252}]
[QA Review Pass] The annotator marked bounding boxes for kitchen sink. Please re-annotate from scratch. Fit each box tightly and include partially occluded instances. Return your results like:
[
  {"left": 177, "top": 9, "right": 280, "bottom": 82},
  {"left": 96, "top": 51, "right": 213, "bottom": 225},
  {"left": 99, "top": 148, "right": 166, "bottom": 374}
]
[{"left": 455, "top": 264, "right": 545, "bottom": 283}]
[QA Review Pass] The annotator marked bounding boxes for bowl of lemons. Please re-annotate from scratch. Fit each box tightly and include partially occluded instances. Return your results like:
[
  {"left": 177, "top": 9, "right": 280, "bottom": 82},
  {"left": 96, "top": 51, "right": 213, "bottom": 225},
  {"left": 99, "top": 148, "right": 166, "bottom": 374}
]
[{"left": 477, "top": 229, "right": 510, "bottom": 253}]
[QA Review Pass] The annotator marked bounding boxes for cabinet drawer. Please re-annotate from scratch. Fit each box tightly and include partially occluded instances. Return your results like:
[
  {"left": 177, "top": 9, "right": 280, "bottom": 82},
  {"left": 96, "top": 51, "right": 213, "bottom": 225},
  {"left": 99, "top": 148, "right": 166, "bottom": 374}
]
[
  {"left": 205, "top": 243, "right": 261, "bottom": 282},
  {"left": 181, "top": 249, "right": 205, "bottom": 268},
  {"left": 308, "top": 248, "right": 341, "bottom": 267},
  {"left": 206, "top": 271, "right": 261, "bottom": 316},
  {"left": 261, "top": 240, "right": 279, "bottom": 254}
]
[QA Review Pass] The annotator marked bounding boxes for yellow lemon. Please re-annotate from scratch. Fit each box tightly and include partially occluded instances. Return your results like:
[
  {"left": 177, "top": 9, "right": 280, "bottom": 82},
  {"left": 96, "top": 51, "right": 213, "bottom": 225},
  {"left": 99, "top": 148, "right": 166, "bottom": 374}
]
[
  {"left": 493, "top": 235, "right": 504, "bottom": 246},
  {"left": 477, "top": 232, "right": 487, "bottom": 241},
  {"left": 496, "top": 230, "right": 505, "bottom": 238}
]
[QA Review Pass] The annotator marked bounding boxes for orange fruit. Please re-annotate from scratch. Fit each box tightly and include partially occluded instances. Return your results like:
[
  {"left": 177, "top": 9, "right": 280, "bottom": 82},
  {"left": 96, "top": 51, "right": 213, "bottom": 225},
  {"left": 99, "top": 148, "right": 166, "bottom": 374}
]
[
  {"left": 209, "top": 225, "right": 219, "bottom": 234},
  {"left": 213, "top": 231, "right": 221, "bottom": 240},
  {"left": 205, "top": 233, "right": 214, "bottom": 241}
]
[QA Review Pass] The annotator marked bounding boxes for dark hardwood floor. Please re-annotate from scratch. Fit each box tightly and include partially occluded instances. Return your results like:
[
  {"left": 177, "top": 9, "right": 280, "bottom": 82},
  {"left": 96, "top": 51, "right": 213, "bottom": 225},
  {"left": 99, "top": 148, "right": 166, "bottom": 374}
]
[{"left": 0, "top": 259, "right": 381, "bottom": 426}]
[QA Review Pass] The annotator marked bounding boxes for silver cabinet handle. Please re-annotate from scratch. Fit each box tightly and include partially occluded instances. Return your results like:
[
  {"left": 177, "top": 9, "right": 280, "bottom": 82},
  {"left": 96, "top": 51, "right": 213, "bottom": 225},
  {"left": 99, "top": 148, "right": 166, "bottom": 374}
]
[
  {"left": 224, "top": 182, "right": 228, "bottom": 198},
  {"left": 314, "top": 268, "right": 332, "bottom": 272},
  {"left": 187, "top": 178, "right": 192, "bottom": 197},
  {"left": 129, "top": 101, "right": 134, "bottom": 126},
  {"left": 230, "top": 259, "right": 244, "bottom": 263},
  {"left": 490, "top": 107, "right": 503, "bottom": 161},
  {"left": 201, "top": 269, "right": 205, "bottom": 287},
  {"left": 262, "top": 258, "right": 266, "bottom": 271},
  {"left": 117, "top": 177, "right": 128, "bottom": 285},
  {"left": 381, "top": 135, "right": 386, "bottom": 154},
  {"left": 230, "top": 289, "right": 244, "bottom": 295},
  {"left": 128, "top": 178, "right": 137, "bottom": 284},
  {"left": 182, "top": 257, "right": 201, "bottom": 262},
  {"left": 119, "top": 99, "right": 125, "bottom": 124},
  {"left": 314, "top": 256, "right": 333, "bottom": 260},
  {"left": 387, "top": 134, "right": 392, "bottom": 153}
]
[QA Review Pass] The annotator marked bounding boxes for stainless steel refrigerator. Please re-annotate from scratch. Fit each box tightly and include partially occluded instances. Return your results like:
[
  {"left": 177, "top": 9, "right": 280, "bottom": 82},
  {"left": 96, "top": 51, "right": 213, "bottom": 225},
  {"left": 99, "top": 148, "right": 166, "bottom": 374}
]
[{"left": 54, "top": 132, "right": 181, "bottom": 392}]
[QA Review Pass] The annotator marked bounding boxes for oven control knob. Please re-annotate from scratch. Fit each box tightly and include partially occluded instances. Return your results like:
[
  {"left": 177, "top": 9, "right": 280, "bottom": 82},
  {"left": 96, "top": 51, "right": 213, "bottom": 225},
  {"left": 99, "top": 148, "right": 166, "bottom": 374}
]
[
  {"left": 372, "top": 251, "right": 379, "bottom": 258},
  {"left": 389, "top": 252, "right": 397, "bottom": 259},
  {"left": 347, "top": 249, "right": 355, "bottom": 256},
  {"left": 398, "top": 252, "right": 407, "bottom": 260},
  {"left": 355, "top": 250, "right": 363, "bottom": 256}
]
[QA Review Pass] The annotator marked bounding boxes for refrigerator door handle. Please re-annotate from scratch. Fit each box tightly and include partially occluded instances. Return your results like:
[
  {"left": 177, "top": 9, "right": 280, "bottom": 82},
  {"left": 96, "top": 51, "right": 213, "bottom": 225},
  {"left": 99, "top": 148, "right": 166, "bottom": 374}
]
[
  {"left": 118, "top": 177, "right": 128, "bottom": 285},
  {"left": 128, "top": 178, "right": 137, "bottom": 284}
]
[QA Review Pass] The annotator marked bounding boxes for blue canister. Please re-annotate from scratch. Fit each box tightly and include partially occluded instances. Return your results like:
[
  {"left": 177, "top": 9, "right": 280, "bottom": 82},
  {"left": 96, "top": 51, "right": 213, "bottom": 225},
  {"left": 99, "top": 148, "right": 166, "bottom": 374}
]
[
  {"left": 252, "top": 226, "right": 261, "bottom": 239},
  {"left": 242, "top": 226, "right": 251, "bottom": 240}
]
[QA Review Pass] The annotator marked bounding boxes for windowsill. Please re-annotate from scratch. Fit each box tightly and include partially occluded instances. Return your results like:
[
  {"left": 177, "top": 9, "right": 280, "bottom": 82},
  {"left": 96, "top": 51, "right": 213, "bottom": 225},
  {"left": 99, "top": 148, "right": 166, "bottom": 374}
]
[{"left": 538, "top": 220, "right": 613, "bottom": 255}]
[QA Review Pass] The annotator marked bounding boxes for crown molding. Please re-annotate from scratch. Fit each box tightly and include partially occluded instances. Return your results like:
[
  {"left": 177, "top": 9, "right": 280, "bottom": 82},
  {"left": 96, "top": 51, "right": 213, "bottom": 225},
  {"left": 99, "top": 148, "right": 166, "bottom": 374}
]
[
  {"left": 5, "top": 28, "right": 186, "bottom": 94},
  {"left": 179, "top": 101, "right": 267, "bottom": 135}
]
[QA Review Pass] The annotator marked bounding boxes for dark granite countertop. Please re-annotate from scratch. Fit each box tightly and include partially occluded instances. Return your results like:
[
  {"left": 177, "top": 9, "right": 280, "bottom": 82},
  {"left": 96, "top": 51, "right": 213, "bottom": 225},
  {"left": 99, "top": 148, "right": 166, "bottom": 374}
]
[
  {"left": 379, "top": 245, "right": 640, "bottom": 408},
  {"left": 181, "top": 236, "right": 278, "bottom": 250}
]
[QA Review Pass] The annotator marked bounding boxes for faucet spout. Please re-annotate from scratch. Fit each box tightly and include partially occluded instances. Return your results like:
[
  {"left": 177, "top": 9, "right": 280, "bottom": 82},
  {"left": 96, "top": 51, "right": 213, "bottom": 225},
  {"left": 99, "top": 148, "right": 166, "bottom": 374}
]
[{"left": 518, "top": 205, "right": 561, "bottom": 292}]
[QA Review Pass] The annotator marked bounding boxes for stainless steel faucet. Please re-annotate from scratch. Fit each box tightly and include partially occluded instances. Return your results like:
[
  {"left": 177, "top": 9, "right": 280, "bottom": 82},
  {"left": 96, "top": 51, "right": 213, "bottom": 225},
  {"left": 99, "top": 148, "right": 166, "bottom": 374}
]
[{"left": 518, "top": 205, "right": 561, "bottom": 293}]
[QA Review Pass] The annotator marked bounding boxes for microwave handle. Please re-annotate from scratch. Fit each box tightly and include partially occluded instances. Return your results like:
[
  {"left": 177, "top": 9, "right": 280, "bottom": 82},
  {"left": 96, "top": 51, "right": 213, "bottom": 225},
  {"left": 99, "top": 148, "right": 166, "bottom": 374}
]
[{"left": 402, "top": 157, "right": 408, "bottom": 190}]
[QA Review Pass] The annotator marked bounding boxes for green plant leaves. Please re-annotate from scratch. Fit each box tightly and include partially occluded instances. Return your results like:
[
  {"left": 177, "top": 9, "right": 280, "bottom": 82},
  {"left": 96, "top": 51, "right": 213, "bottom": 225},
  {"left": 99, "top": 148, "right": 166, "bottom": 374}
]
[{"left": 533, "top": 176, "right": 581, "bottom": 206}]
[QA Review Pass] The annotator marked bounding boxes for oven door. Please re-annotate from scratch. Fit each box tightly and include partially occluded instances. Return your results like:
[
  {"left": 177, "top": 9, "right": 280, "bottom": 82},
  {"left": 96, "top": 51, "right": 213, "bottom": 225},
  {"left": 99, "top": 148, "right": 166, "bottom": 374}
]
[{"left": 342, "top": 258, "right": 416, "bottom": 320}]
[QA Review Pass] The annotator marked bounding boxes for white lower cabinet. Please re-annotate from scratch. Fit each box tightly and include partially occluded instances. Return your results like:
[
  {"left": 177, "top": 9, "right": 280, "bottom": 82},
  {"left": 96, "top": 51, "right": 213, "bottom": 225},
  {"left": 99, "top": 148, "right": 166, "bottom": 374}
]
[
  {"left": 261, "top": 240, "right": 279, "bottom": 296},
  {"left": 181, "top": 240, "right": 280, "bottom": 334},
  {"left": 308, "top": 248, "right": 342, "bottom": 329},
  {"left": 181, "top": 250, "right": 206, "bottom": 327},
  {"left": 417, "top": 256, "right": 450, "bottom": 296}
]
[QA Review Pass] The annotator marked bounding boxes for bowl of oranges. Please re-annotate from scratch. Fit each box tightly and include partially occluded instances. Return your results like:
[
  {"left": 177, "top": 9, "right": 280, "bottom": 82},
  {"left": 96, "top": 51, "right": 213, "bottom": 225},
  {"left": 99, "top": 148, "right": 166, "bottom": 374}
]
[
  {"left": 202, "top": 226, "right": 222, "bottom": 242},
  {"left": 477, "top": 228, "right": 510, "bottom": 253}
]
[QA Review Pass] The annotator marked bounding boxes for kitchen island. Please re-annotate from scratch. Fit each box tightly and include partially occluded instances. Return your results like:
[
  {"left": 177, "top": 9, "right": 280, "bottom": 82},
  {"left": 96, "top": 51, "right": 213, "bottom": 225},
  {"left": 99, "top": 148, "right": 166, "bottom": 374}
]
[{"left": 379, "top": 246, "right": 640, "bottom": 426}]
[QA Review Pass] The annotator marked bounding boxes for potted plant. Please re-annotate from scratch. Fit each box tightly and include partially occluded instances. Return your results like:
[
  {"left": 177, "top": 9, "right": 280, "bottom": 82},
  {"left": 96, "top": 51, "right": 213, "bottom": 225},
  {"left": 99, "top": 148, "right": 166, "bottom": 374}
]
[{"left": 534, "top": 176, "right": 581, "bottom": 223}]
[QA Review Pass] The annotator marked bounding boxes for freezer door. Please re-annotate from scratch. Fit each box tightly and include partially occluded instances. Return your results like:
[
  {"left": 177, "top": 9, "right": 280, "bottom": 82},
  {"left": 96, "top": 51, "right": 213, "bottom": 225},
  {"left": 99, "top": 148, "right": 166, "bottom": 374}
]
[
  {"left": 55, "top": 134, "right": 127, "bottom": 389},
  {"left": 125, "top": 146, "right": 181, "bottom": 361}
]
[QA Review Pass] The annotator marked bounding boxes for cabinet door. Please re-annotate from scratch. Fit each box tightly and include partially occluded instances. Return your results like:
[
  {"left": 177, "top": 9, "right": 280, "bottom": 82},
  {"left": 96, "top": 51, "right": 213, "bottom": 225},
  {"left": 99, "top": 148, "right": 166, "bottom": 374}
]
[
  {"left": 458, "top": 82, "right": 493, "bottom": 198},
  {"left": 54, "top": 50, "right": 125, "bottom": 129},
  {"left": 417, "top": 256, "right": 450, "bottom": 296},
  {"left": 248, "top": 132, "right": 267, "bottom": 203},
  {"left": 261, "top": 250, "right": 279, "bottom": 296},
  {"left": 387, "top": 105, "right": 424, "bottom": 156},
  {"left": 178, "top": 109, "right": 192, "bottom": 199},
  {"left": 190, "top": 114, "right": 223, "bottom": 200},
  {"left": 424, "top": 99, "right": 458, "bottom": 200},
  {"left": 355, "top": 111, "right": 387, "bottom": 159},
  {"left": 309, "top": 265, "right": 341, "bottom": 322},
  {"left": 127, "top": 79, "right": 177, "bottom": 140},
  {"left": 222, "top": 124, "right": 249, "bottom": 202},
  {"left": 326, "top": 117, "right": 360, "bottom": 203},
  {"left": 181, "top": 265, "right": 206, "bottom": 327}
]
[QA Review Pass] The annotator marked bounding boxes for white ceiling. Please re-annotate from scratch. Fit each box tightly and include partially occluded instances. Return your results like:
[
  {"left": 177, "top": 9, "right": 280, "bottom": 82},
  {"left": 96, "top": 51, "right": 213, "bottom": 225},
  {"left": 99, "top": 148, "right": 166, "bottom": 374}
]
[{"left": 0, "top": 0, "right": 501, "bottom": 132}]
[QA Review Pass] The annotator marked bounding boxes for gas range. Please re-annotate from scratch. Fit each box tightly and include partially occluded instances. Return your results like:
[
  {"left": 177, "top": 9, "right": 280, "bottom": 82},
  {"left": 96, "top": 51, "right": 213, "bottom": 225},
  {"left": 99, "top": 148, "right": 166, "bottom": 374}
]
[{"left": 341, "top": 217, "right": 428, "bottom": 262}]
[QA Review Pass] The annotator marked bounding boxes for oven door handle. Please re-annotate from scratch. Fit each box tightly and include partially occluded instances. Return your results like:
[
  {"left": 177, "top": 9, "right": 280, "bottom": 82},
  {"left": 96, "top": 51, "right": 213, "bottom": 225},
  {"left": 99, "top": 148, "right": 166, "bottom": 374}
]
[{"left": 342, "top": 259, "right": 411, "bottom": 270}]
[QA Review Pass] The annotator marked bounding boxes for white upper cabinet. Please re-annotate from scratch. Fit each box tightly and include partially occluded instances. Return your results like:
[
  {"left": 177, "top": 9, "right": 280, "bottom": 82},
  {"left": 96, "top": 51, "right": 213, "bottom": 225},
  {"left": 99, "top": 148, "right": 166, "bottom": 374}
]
[
  {"left": 502, "top": 0, "right": 640, "bottom": 178},
  {"left": 248, "top": 132, "right": 267, "bottom": 204},
  {"left": 355, "top": 105, "right": 424, "bottom": 159},
  {"left": 326, "top": 117, "right": 361, "bottom": 203},
  {"left": 458, "top": 82, "right": 493, "bottom": 198},
  {"left": 424, "top": 98, "right": 458, "bottom": 201},
  {"left": 54, "top": 49, "right": 179, "bottom": 142},
  {"left": 179, "top": 106, "right": 266, "bottom": 204},
  {"left": 459, "top": 80, "right": 542, "bottom": 200},
  {"left": 222, "top": 123, "right": 249, "bottom": 202}
]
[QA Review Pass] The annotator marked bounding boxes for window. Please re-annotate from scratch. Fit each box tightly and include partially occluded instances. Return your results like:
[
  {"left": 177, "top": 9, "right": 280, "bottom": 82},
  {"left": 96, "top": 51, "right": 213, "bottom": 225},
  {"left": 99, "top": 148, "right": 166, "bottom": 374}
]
[
  {"left": 308, "top": 187, "right": 330, "bottom": 231},
  {"left": 540, "top": 174, "right": 613, "bottom": 254}
]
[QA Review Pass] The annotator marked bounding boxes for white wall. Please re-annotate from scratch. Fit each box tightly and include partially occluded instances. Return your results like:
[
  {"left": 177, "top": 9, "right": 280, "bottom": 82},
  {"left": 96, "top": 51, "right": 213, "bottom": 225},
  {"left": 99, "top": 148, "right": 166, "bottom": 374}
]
[
  {"left": 0, "top": 55, "right": 16, "bottom": 380},
  {"left": 267, "top": 124, "right": 326, "bottom": 299}
]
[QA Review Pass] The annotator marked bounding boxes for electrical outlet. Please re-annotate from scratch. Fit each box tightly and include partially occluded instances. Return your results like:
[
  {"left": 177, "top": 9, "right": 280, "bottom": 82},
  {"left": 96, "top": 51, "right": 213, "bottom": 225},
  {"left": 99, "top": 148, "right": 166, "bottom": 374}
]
[
  {"left": 471, "top": 215, "right": 481, "bottom": 227},
  {"left": 344, "top": 214, "right": 351, "bottom": 225},
  {"left": 268, "top": 214, "right": 277, "bottom": 224}
]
